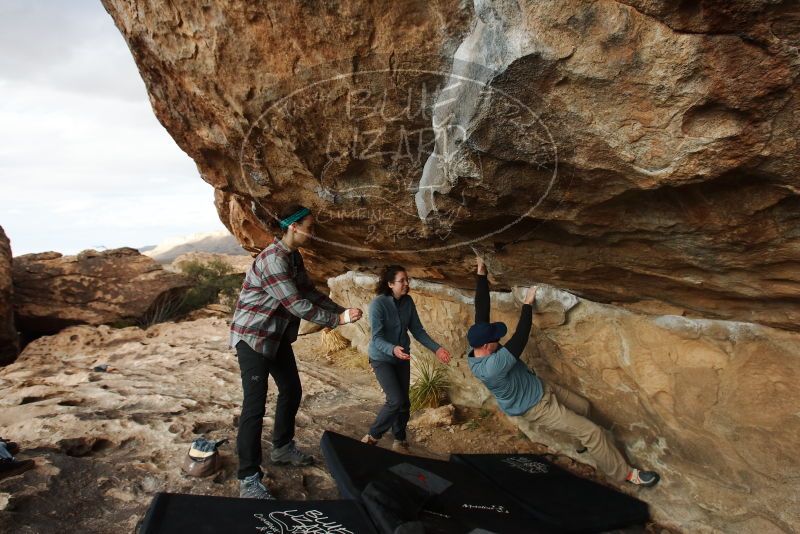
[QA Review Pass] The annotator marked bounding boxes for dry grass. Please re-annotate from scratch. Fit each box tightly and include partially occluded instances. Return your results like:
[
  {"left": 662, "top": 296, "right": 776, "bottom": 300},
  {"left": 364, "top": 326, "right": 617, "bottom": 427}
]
[
  {"left": 321, "top": 328, "right": 350, "bottom": 354},
  {"left": 325, "top": 346, "right": 370, "bottom": 370}
]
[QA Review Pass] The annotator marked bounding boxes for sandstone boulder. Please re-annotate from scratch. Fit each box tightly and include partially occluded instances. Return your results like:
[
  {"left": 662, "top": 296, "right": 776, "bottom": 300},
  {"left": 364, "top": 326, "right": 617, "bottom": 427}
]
[
  {"left": 101, "top": 0, "right": 800, "bottom": 331},
  {"left": 12, "top": 248, "right": 190, "bottom": 337},
  {"left": 0, "top": 226, "right": 19, "bottom": 365}
]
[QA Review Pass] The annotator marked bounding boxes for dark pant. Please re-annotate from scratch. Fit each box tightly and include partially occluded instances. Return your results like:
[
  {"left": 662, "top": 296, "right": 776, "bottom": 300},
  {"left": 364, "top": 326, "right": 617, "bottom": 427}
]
[
  {"left": 236, "top": 339, "right": 302, "bottom": 479},
  {"left": 368, "top": 359, "right": 411, "bottom": 441}
]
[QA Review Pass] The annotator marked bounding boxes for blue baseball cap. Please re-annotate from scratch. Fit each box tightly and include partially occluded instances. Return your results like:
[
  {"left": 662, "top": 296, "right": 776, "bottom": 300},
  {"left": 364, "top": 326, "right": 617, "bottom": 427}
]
[{"left": 467, "top": 322, "right": 507, "bottom": 348}]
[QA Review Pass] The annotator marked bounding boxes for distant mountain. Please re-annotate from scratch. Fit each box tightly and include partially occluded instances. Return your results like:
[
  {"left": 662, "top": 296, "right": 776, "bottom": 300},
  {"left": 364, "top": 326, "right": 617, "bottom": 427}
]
[{"left": 141, "top": 230, "right": 248, "bottom": 264}]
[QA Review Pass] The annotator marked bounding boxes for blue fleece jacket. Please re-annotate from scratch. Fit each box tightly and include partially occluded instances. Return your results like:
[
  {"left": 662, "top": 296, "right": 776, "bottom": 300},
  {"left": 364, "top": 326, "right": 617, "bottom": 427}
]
[{"left": 368, "top": 294, "right": 440, "bottom": 363}]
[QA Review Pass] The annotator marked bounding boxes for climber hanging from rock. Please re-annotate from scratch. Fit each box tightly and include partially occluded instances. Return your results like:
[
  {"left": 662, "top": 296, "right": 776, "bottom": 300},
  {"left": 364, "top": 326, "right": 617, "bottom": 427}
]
[
  {"left": 229, "top": 204, "right": 363, "bottom": 499},
  {"left": 466, "top": 252, "right": 660, "bottom": 488}
]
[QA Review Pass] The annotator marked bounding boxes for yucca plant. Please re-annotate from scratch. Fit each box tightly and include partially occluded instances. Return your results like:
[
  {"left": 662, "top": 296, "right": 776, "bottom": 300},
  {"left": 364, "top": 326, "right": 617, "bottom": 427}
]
[{"left": 409, "top": 354, "right": 449, "bottom": 412}]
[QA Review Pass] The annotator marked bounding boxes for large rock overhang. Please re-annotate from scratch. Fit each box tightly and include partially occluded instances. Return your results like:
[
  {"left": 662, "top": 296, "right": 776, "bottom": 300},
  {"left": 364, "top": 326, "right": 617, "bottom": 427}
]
[{"left": 101, "top": 0, "right": 800, "bottom": 330}]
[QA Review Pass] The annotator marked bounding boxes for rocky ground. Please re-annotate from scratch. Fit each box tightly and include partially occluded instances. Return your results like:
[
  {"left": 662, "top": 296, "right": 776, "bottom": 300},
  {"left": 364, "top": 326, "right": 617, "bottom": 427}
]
[{"left": 0, "top": 314, "right": 667, "bottom": 533}]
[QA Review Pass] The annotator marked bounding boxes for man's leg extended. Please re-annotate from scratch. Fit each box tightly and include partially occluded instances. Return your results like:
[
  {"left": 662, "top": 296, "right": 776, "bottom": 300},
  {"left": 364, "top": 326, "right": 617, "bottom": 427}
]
[
  {"left": 520, "top": 384, "right": 631, "bottom": 482},
  {"left": 548, "top": 382, "right": 591, "bottom": 418}
]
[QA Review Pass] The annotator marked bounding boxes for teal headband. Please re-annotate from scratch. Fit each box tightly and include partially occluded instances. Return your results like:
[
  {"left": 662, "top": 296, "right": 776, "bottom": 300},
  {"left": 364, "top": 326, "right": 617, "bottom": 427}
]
[{"left": 279, "top": 207, "right": 311, "bottom": 230}]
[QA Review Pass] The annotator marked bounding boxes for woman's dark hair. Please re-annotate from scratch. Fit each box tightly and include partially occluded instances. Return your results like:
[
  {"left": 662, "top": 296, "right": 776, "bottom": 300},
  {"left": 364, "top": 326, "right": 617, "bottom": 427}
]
[
  {"left": 269, "top": 204, "right": 311, "bottom": 234},
  {"left": 376, "top": 265, "right": 407, "bottom": 296}
]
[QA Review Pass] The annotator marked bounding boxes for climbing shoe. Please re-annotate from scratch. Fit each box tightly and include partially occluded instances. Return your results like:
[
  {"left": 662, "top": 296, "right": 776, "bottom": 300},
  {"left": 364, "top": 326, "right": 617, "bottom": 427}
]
[{"left": 626, "top": 468, "right": 660, "bottom": 487}]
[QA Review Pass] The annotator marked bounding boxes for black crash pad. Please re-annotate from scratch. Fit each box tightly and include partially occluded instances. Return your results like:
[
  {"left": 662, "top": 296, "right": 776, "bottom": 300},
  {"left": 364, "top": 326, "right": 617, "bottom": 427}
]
[
  {"left": 138, "top": 492, "right": 377, "bottom": 534},
  {"left": 320, "top": 431, "right": 554, "bottom": 534},
  {"left": 451, "top": 453, "right": 650, "bottom": 533}
]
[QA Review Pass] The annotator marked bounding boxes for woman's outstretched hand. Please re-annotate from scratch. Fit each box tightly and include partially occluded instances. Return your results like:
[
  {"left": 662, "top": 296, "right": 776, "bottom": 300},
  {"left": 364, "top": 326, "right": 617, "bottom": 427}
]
[
  {"left": 436, "top": 347, "right": 451, "bottom": 364},
  {"left": 393, "top": 346, "right": 411, "bottom": 360}
]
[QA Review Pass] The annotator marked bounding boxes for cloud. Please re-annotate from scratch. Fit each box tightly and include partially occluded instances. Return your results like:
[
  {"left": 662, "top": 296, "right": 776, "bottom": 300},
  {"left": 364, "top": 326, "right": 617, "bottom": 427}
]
[
  {"left": 0, "top": 0, "right": 145, "bottom": 101},
  {"left": 0, "top": 0, "right": 226, "bottom": 256}
]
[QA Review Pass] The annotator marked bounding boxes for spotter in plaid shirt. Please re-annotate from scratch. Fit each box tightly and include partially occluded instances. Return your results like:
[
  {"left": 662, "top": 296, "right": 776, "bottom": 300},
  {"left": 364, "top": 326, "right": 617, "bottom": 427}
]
[{"left": 230, "top": 237, "right": 345, "bottom": 359}]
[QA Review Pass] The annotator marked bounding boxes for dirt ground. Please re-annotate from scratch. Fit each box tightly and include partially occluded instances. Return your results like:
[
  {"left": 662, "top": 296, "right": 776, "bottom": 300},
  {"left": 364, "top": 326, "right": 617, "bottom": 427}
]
[{"left": 0, "top": 314, "right": 669, "bottom": 533}]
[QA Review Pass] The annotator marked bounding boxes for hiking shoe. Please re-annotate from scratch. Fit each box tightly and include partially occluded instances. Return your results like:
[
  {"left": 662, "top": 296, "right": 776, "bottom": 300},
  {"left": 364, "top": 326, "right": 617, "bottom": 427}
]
[
  {"left": 360, "top": 434, "right": 378, "bottom": 446},
  {"left": 391, "top": 440, "right": 410, "bottom": 453},
  {"left": 0, "top": 459, "right": 34, "bottom": 481},
  {"left": 270, "top": 441, "right": 314, "bottom": 466},
  {"left": 239, "top": 473, "right": 275, "bottom": 499},
  {"left": 626, "top": 468, "right": 660, "bottom": 487}
]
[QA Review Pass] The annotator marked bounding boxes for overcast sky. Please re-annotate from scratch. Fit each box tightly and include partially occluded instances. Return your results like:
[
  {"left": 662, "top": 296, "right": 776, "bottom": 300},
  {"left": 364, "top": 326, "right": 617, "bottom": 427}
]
[{"left": 0, "top": 0, "right": 226, "bottom": 256}]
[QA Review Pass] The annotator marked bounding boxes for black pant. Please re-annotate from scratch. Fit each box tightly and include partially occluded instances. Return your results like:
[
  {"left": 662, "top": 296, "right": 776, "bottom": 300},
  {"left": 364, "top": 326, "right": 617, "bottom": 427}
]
[
  {"left": 236, "top": 339, "right": 302, "bottom": 479},
  {"left": 368, "top": 359, "right": 411, "bottom": 441}
]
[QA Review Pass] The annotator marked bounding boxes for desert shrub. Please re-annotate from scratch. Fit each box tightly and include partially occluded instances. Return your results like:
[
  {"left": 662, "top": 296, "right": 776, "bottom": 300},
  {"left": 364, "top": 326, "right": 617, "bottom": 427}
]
[
  {"left": 136, "top": 289, "right": 188, "bottom": 328},
  {"left": 179, "top": 259, "right": 244, "bottom": 313},
  {"left": 409, "top": 354, "right": 449, "bottom": 412},
  {"left": 134, "top": 259, "right": 244, "bottom": 328}
]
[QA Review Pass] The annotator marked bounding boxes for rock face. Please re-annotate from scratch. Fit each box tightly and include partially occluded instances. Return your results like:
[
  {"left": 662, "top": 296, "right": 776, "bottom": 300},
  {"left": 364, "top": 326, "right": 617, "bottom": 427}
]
[
  {"left": 328, "top": 272, "right": 800, "bottom": 532},
  {"left": 0, "top": 226, "right": 19, "bottom": 365},
  {"left": 12, "top": 248, "right": 190, "bottom": 337},
  {"left": 101, "top": 0, "right": 800, "bottom": 330}
]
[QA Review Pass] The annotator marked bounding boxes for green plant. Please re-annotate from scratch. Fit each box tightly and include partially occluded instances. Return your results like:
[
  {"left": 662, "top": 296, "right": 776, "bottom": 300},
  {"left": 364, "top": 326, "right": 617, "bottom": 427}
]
[
  {"left": 409, "top": 355, "right": 450, "bottom": 412},
  {"left": 134, "top": 259, "right": 245, "bottom": 328},
  {"left": 179, "top": 259, "right": 243, "bottom": 312}
]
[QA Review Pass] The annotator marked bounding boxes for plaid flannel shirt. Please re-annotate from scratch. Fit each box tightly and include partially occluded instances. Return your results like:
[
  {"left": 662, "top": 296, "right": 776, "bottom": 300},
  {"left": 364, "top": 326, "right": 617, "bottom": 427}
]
[{"left": 230, "top": 238, "right": 344, "bottom": 358}]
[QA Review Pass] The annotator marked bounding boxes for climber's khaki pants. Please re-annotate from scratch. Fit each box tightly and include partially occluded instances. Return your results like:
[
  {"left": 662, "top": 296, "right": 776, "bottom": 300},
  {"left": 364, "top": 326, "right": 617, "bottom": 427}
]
[{"left": 513, "top": 382, "right": 631, "bottom": 482}]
